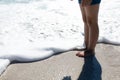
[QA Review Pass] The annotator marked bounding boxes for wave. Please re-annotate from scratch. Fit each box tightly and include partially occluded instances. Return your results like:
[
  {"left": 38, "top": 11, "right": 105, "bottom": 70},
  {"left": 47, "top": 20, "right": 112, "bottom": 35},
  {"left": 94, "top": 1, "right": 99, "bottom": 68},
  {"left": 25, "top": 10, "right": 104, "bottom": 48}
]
[{"left": 0, "top": 0, "right": 120, "bottom": 76}]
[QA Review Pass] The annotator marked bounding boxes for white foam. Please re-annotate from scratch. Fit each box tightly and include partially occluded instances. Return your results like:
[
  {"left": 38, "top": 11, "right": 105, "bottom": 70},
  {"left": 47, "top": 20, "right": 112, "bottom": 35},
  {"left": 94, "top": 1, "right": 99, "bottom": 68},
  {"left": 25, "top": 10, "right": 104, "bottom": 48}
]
[
  {"left": 0, "top": 59, "right": 10, "bottom": 75},
  {"left": 0, "top": 0, "right": 120, "bottom": 75}
]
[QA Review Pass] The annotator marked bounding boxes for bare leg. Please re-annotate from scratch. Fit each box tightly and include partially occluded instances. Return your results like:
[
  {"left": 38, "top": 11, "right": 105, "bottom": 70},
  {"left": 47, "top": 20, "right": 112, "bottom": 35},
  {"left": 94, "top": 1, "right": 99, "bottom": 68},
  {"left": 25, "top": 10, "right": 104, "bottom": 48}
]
[
  {"left": 85, "top": 4, "right": 99, "bottom": 52},
  {"left": 76, "top": 4, "right": 100, "bottom": 57},
  {"left": 76, "top": 5, "right": 89, "bottom": 57},
  {"left": 80, "top": 5, "right": 90, "bottom": 49}
]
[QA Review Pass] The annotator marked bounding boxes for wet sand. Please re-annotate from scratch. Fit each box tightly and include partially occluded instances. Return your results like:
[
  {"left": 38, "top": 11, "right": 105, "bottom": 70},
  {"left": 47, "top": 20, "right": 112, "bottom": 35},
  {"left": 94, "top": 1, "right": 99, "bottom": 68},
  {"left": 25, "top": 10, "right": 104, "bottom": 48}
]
[{"left": 0, "top": 44, "right": 120, "bottom": 80}]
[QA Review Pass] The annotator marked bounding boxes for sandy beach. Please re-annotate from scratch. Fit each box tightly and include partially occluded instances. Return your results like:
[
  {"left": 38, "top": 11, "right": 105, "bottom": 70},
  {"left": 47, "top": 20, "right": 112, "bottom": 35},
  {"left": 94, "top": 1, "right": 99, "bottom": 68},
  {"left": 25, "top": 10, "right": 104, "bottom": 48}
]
[
  {"left": 0, "top": 0, "right": 120, "bottom": 80},
  {"left": 0, "top": 44, "right": 120, "bottom": 80}
]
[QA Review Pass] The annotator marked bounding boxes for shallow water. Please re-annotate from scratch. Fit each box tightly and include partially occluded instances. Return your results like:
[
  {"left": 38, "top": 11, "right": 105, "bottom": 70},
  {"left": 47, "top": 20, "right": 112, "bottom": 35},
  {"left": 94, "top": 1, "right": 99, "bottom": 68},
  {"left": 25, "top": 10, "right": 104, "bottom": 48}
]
[{"left": 0, "top": 0, "right": 120, "bottom": 75}]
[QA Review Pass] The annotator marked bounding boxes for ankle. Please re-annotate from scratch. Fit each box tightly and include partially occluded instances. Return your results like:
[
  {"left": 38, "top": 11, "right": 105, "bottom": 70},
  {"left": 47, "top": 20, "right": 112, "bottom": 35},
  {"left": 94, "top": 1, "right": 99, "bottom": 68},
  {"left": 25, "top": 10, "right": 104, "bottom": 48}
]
[{"left": 85, "top": 49, "right": 95, "bottom": 54}]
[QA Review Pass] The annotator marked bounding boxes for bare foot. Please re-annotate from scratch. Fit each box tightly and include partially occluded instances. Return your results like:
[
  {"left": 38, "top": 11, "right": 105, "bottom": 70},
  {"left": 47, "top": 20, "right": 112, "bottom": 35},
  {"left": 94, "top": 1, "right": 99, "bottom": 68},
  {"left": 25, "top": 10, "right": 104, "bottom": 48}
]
[
  {"left": 76, "top": 50, "right": 95, "bottom": 58},
  {"left": 76, "top": 51, "right": 86, "bottom": 57}
]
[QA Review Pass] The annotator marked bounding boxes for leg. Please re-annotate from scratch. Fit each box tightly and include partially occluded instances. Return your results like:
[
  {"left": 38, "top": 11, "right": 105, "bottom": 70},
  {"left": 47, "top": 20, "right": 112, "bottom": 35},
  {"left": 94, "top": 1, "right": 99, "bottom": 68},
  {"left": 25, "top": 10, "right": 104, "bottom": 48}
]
[
  {"left": 80, "top": 5, "right": 89, "bottom": 49},
  {"left": 76, "top": 5, "right": 90, "bottom": 57},
  {"left": 85, "top": 4, "right": 100, "bottom": 52},
  {"left": 76, "top": 4, "right": 100, "bottom": 57}
]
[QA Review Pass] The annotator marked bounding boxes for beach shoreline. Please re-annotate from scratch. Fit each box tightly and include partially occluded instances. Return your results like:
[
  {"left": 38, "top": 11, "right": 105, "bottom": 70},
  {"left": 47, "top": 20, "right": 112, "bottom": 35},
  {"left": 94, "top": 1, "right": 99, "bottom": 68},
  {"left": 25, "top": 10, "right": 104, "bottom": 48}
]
[{"left": 0, "top": 44, "right": 120, "bottom": 80}]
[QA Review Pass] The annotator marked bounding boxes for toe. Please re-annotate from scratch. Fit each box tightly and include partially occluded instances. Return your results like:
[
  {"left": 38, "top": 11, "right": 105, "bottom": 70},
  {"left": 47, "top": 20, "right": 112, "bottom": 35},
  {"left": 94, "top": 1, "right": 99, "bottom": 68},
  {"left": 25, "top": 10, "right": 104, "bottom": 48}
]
[{"left": 76, "top": 51, "right": 85, "bottom": 57}]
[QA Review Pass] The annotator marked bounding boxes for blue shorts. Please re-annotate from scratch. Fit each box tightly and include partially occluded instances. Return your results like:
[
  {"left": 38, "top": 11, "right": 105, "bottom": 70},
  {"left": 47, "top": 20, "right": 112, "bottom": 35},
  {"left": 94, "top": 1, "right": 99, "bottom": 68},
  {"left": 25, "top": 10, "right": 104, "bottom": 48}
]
[{"left": 78, "top": 0, "right": 101, "bottom": 5}]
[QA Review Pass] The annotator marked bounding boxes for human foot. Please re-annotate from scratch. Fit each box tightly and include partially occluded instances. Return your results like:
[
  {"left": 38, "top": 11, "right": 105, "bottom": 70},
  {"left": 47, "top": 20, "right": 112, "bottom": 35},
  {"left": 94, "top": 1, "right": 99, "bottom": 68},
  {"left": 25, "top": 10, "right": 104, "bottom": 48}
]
[
  {"left": 76, "top": 50, "right": 95, "bottom": 58},
  {"left": 76, "top": 51, "right": 85, "bottom": 57}
]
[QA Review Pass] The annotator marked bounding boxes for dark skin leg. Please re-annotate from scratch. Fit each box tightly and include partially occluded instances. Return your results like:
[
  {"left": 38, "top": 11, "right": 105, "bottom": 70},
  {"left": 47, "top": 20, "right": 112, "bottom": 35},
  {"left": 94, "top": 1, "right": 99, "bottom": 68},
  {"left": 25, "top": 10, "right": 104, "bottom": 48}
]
[{"left": 76, "top": 4, "right": 100, "bottom": 57}]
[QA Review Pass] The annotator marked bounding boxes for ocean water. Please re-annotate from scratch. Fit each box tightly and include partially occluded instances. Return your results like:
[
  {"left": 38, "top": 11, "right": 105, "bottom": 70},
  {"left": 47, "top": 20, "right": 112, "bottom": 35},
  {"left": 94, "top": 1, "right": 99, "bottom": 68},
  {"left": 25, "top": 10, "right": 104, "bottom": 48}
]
[
  {"left": 0, "top": 0, "right": 120, "bottom": 75},
  {"left": 0, "top": 0, "right": 33, "bottom": 3}
]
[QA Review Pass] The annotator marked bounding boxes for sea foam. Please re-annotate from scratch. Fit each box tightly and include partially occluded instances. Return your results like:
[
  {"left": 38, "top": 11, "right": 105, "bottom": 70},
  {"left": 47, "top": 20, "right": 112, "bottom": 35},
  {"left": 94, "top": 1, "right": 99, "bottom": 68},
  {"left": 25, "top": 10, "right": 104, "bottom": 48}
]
[{"left": 0, "top": 0, "right": 120, "bottom": 75}]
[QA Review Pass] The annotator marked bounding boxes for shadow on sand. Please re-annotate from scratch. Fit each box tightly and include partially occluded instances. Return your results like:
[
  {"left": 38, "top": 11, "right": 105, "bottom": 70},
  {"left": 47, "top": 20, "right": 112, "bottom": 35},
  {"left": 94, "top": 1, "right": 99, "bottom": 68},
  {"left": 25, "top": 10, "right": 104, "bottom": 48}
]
[
  {"left": 62, "top": 54, "right": 102, "bottom": 80},
  {"left": 77, "top": 55, "right": 102, "bottom": 80},
  {"left": 62, "top": 76, "right": 72, "bottom": 80}
]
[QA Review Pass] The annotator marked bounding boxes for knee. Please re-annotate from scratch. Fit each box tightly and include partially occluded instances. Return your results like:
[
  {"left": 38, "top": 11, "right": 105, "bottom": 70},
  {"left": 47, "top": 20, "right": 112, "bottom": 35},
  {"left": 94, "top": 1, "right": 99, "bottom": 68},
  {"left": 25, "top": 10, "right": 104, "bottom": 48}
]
[
  {"left": 82, "top": 16, "right": 87, "bottom": 24},
  {"left": 87, "top": 17, "right": 98, "bottom": 27}
]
